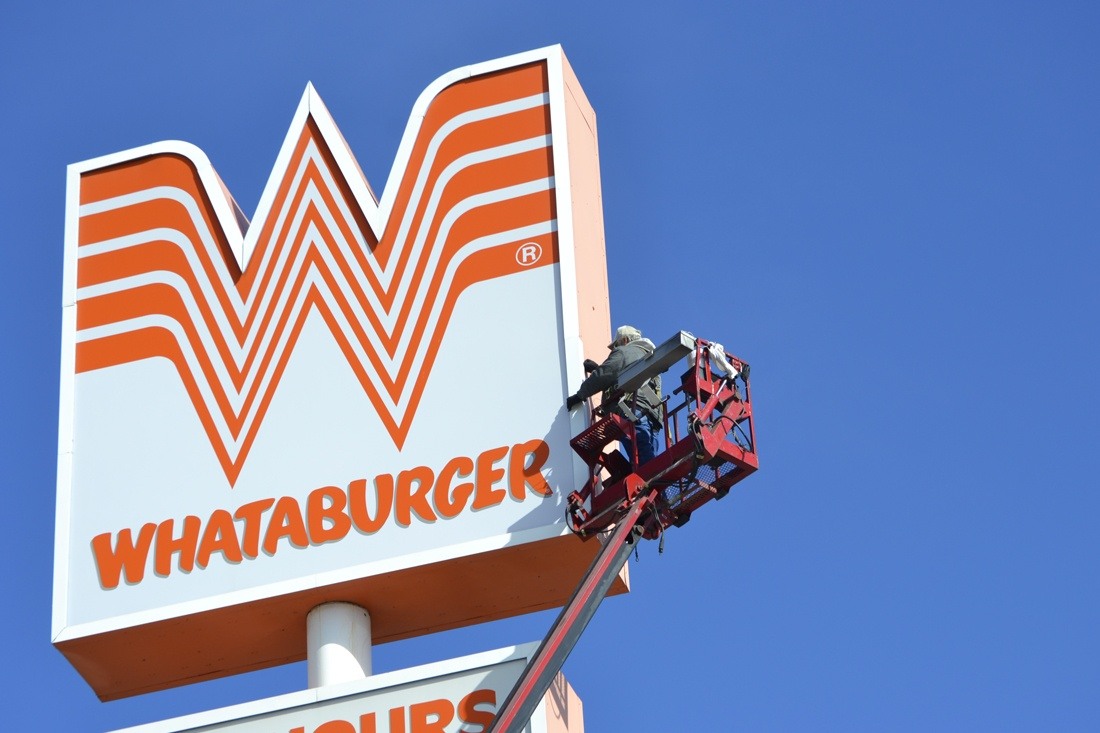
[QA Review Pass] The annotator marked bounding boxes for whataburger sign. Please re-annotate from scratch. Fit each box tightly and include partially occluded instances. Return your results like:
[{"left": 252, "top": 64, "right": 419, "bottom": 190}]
[{"left": 53, "top": 46, "right": 623, "bottom": 701}]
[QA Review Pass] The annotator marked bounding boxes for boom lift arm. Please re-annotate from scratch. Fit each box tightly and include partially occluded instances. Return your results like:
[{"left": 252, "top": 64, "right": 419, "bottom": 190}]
[
  {"left": 487, "top": 333, "right": 759, "bottom": 732},
  {"left": 485, "top": 488, "right": 655, "bottom": 733}
]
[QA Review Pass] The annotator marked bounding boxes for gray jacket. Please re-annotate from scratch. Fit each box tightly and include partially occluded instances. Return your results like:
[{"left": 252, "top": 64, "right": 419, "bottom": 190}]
[{"left": 575, "top": 338, "right": 662, "bottom": 420}]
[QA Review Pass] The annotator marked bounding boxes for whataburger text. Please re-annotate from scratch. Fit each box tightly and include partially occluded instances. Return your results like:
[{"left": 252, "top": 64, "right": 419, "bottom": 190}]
[{"left": 92, "top": 439, "right": 553, "bottom": 590}]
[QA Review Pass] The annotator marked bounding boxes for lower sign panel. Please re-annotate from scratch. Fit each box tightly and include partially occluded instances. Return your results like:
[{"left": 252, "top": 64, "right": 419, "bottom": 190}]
[{"left": 111, "top": 644, "right": 582, "bottom": 733}]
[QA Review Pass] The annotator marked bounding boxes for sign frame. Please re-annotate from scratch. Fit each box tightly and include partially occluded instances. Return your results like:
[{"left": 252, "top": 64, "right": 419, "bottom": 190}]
[{"left": 53, "top": 45, "right": 624, "bottom": 700}]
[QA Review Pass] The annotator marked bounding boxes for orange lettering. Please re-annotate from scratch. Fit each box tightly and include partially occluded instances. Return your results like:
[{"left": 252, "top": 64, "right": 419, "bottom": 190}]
[
  {"left": 434, "top": 455, "right": 474, "bottom": 519},
  {"left": 389, "top": 706, "right": 406, "bottom": 733},
  {"left": 349, "top": 476, "right": 394, "bottom": 534},
  {"left": 154, "top": 515, "right": 202, "bottom": 576},
  {"left": 409, "top": 698, "right": 453, "bottom": 733},
  {"left": 509, "top": 439, "right": 552, "bottom": 500},
  {"left": 458, "top": 689, "right": 497, "bottom": 730},
  {"left": 263, "top": 496, "right": 309, "bottom": 555},
  {"left": 196, "top": 509, "right": 243, "bottom": 568},
  {"left": 358, "top": 713, "right": 377, "bottom": 733},
  {"left": 314, "top": 721, "right": 356, "bottom": 733},
  {"left": 396, "top": 465, "right": 437, "bottom": 526},
  {"left": 235, "top": 498, "right": 275, "bottom": 559},
  {"left": 472, "top": 445, "right": 508, "bottom": 510},
  {"left": 92, "top": 523, "right": 156, "bottom": 589},
  {"left": 307, "top": 485, "right": 352, "bottom": 545},
  {"left": 88, "top": 437, "right": 559, "bottom": 590}
]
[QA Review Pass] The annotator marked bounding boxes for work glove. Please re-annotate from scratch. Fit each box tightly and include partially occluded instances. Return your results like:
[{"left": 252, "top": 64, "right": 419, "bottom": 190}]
[
  {"left": 566, "top": 393, "right": 583, "bottom": 410},
  {"left": 583, "top": 358, "right": 599, "bottom": 373}
]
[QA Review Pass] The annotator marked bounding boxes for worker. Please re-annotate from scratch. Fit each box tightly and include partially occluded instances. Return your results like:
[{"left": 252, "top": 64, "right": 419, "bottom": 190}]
[{"left": 566, "top": 325, "right": 662, "bottom": 465}]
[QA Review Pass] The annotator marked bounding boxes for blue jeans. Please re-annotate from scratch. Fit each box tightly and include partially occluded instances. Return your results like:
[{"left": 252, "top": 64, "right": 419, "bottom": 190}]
[{"left": 624, "top": 411, "right": 659, "bottom": 466}]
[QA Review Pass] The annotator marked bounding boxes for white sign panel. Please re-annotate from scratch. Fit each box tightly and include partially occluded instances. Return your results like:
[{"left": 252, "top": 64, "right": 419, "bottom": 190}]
[{"left": 53, "top": 45, "right": 622, "bottom": 699}]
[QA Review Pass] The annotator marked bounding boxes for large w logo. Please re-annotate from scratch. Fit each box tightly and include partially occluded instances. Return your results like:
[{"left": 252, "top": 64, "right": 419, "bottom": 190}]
[{"left": 72, "top": 61, "right": 557, "bottom": 485}]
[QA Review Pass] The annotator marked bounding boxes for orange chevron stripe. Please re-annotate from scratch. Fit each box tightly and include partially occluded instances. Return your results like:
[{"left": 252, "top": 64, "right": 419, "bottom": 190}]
[{"left": 74, "top": 62, "right": 559, "bottom": 485}]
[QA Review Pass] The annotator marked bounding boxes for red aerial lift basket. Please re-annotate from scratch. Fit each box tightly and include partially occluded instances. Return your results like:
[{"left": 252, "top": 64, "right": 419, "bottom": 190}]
[{"left": 567, "top": 336, "right": 758, "bottom": 540}]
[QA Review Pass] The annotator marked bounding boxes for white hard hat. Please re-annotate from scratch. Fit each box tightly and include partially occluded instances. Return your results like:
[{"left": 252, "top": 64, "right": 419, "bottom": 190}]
[{"left": 609, "top": 325, "right": 641, "bottom": 348}]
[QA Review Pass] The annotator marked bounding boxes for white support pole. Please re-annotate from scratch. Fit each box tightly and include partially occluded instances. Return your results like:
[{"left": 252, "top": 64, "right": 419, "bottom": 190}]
[{"left": 307, "top": 602, "right": 372, "bottom": 688}]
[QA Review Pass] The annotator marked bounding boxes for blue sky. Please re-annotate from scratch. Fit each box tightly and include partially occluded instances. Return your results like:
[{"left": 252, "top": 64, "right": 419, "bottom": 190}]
[{"left": 2, "top": 2, "right": 1098, "bottom": 730}]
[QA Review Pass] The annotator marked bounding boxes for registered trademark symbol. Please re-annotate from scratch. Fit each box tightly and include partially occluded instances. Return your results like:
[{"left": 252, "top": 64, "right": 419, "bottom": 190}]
[{"left": 515, "top": 241, "right": 543, "bottom": 266}]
